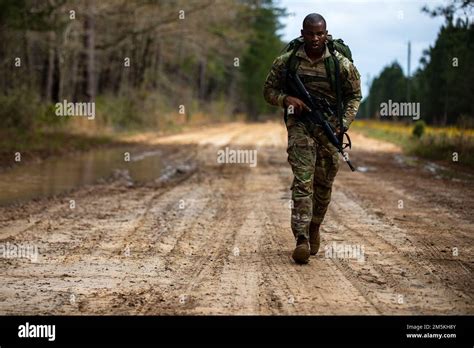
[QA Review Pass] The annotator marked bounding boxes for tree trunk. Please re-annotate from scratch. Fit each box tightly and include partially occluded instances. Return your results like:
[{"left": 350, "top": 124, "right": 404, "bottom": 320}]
[
  {"left": 45, "top": 31, "right": 55, "bottom": 102},
  {"left": 84, "top": 1, "right": 96, "bottom": 101},
  {"left": 198, "top": 58, "right": 207, "bottom": 100}
]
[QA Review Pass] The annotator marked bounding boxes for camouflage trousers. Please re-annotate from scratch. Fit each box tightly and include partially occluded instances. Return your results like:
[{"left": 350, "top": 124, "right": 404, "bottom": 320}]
[{"left": 285, "top": 114, "right": 340, "bottom": 240}]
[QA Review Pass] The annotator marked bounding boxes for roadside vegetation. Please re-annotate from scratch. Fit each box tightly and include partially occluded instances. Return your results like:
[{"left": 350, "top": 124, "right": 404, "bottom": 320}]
[
  {"left": 352, "top": 120, "right": 474, "bottom": 168},
  {"left": 0, "top": 0, "right": 284, "bottom": 167}
]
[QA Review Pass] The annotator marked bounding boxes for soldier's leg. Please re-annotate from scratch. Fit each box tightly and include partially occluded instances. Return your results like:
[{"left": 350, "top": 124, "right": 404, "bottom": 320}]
[
  {"left": 312, "top": 140, "right": 340, "bottom": 225},
  {"left": 286, "top": 121, "right": 316, "bottom": 240}
]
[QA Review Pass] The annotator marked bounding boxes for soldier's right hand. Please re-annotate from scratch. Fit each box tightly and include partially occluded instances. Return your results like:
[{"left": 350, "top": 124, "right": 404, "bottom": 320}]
[{"left": 284, "top": 96, "right": 311, "bottom": 115}]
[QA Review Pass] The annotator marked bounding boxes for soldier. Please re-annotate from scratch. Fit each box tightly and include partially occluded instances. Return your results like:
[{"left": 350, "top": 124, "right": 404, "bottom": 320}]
[{"left": 263, "top": 13, "right": 362, "bottom": 264}]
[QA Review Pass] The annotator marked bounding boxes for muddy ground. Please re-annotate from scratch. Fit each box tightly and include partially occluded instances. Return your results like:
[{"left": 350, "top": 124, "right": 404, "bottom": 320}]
[{"left": 0, "top": 122, "right": 472, "bottom": 314}]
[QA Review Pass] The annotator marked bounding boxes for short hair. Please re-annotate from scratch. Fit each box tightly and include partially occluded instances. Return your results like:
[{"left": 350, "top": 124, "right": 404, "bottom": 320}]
[{"left": 302, "top": 13, "right": 326, "bottom": 28}]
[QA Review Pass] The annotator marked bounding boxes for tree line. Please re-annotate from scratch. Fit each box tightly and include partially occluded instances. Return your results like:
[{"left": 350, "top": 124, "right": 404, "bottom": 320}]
[
  {"left": 0, "top": 0, "right": 286, "bottom": 131},
  {"left": 360, "top": 0, "right": 473, "bottom": 126}
]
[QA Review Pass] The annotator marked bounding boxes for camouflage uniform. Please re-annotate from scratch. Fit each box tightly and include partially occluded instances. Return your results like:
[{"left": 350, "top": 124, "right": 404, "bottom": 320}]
[{"left": 263, "top": 43, "right": 362, "bottom": 240}]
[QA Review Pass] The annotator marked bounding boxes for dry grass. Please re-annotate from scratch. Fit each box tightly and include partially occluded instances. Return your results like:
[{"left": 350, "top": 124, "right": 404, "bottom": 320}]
[{"left": 352, "top": 120, "right": 474, "bottom": 167}]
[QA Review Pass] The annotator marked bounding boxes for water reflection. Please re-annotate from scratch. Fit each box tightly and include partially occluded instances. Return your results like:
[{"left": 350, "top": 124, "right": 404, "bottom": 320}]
[{"left": 0, "top": 147, "right": 163, "bottom": 206}]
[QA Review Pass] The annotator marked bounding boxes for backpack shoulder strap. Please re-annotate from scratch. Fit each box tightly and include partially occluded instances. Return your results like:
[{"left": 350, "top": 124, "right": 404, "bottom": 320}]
[
  {"left": 283, "top": 46, "right": 300, "bottom": 122},
  {"left": 285, "top": 40, "right": 303, "bottom": 86},
  {"left": 333, "top": 54, "right": 344, "bottom": 141},
  {"left": 284, "top": 37, "right": 344, "bottom": 135},
  {"left": 326, "top": 42, "right": 344, "bottom": 139}
]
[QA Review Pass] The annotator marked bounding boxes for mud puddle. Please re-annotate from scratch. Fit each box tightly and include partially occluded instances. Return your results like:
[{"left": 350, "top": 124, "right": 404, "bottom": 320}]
[{"left": 0, "top": 147, "right": 164, "bottom": 206}]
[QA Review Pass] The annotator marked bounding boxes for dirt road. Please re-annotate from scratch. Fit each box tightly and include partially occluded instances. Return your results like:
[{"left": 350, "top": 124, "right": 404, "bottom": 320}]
[{"left": 1, "top": 122, "right": 472, "bottom": 315}]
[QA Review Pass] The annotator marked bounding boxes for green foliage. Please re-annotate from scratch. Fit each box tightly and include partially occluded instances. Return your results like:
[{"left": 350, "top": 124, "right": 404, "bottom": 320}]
[
  {"left": 95, "top": 94, "right": 144, "bottom": 130},
  {"left": 0, "top": 89, "right": 36, "bottom": 130},
  {"left": 412, "top": 120, "right": 426, "bottom": 138},
  {"left": 416, "top": 19, "right": 474, "bottom": 125},
  {"left": 0, "top": 88, "right": 65, "bottom": 131},
  {"left": 2, "top": 0, "right": 288, "bottom": 135},
  {"left": 240, "top": 0, "right": 287, "bottom": 120},
  {"left": 366, "top": 62, "right": 407, "bottom": 118},
  {"left": 0, "top": 0, "right": 65, "bottom": 31},
  {"left": 361, "top": 9, "right": 473, "bottom": 127},
  {"left": 411, "top": 133, "right": 474, "bottom": 167},
  {"left": 422, "top": 0, "right": 474, "bottom": 21},
  {"left": 352, "top": 121, "right": 474, "bottom": 168}
]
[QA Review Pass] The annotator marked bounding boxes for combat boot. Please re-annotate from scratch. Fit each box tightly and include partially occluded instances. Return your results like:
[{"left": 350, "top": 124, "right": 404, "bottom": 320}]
[
  {"left": 292, "top": 236, "right": 310, "bottom": 264},
  {"left": 309, "top": 222, "right": 321, "bottom": 255}
]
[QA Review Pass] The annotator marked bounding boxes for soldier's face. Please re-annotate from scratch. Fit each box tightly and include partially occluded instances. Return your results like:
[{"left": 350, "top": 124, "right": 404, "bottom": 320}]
[{"left": 301, "top": 21, "right": 327, "bottom": 52}]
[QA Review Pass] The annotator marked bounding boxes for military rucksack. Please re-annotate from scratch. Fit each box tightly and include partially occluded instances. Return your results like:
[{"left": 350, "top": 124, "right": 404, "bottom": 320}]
[{"left": 283, "top": 35, "right": 353, "bottom": 137}]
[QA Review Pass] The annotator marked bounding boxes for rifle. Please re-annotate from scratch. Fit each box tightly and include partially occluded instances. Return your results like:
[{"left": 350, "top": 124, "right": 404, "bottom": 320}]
[{"left": 288, "top": 72, "right": 356, "bottom": 172}]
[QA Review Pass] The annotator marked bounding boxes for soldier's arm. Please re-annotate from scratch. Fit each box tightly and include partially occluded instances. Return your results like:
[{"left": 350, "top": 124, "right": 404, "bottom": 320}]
[
  {"left": 340, "top": 59, "right": 362, "bottom": 129},
  {"left": 263, "top": 55, "right": 288, "bottom": 108}
]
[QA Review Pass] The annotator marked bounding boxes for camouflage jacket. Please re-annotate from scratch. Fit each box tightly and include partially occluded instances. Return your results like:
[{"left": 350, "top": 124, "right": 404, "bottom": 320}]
[{"left": 263, "top": 44, "right": 362, "bottom": 129}]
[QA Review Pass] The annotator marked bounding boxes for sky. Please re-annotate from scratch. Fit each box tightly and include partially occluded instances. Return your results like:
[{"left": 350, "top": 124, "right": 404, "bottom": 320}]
[{"left": 277, "top": 0, "right": 448, "bottom": 98}]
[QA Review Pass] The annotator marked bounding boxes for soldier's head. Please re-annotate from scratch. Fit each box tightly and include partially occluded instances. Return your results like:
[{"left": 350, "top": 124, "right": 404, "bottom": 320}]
[{"left": 301, "top": 13, "right": 327, "bottom": 53}]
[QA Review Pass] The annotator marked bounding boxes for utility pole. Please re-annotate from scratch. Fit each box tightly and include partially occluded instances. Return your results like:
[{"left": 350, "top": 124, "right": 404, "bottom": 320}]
[{"left": 366, "top": 74, "right": 371, "bottom": 118}]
